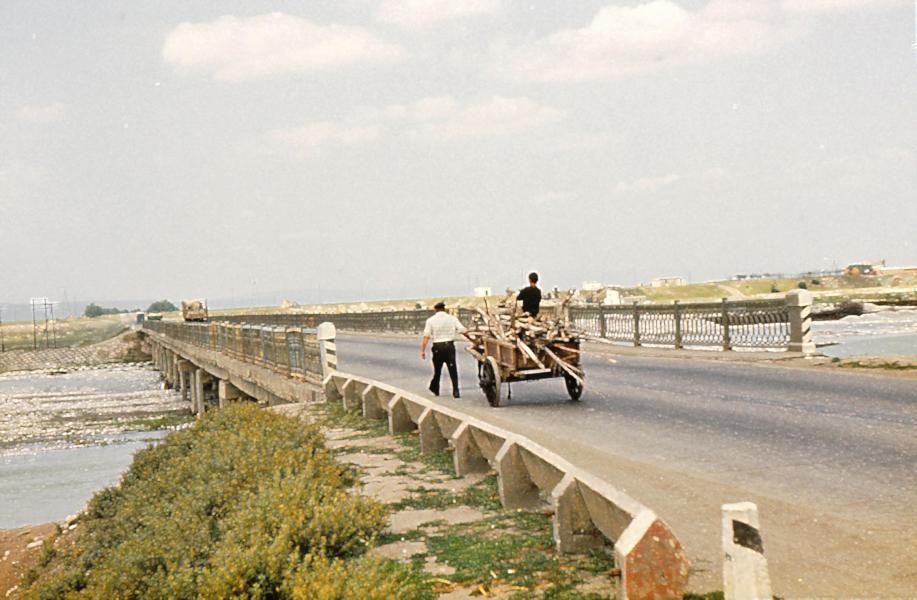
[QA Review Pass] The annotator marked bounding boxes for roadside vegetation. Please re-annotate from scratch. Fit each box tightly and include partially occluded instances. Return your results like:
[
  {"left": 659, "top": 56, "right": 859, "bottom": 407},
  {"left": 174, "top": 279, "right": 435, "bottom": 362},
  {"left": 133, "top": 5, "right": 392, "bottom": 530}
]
[{"left": 21, "top": 404, "right": 423, "bottom": 599}]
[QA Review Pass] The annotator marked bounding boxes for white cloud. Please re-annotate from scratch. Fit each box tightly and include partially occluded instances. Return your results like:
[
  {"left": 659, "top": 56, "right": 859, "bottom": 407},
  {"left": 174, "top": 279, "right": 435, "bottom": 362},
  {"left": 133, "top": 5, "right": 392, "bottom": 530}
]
[
  {"left": 15, "top": 102, "right": 68, "bottom": 124},
  {"left": 376, "top": 0, "right": 503, "bottom": 29},
  {"left": 615, "top": 173, "right": 681, "bottom": 193},
  {"left": 399, "top": 95, "right": 565, "bottom": 142},
  {"left": 262, "top": 121, "right": 382, "bottom": 157},
  {"left": 162, "top": 12, "right": 403, "bottom": 82},
  {"left": 494, "top": 0, "right": 803, "bottom": 83},
  {"left": 780, "top": 0, "right": 905, "bottom": 14}
]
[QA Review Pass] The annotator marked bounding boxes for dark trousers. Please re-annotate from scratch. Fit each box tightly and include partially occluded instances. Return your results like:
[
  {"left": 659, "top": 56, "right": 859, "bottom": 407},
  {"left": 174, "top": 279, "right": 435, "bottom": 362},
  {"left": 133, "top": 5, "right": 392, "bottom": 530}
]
[{"left": 430, "top": 341, "right": 459, "bottom": 396}]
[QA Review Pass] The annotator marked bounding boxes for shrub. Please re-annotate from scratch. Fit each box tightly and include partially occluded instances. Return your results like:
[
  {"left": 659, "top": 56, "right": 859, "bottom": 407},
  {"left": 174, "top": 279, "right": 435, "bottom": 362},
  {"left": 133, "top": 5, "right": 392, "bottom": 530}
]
[
  {"left": 24, "top": 404, "right": 421, "bottom": 599},
  {"left": 797, "top": 281, "right": 807, "bottom": 289},
  {"left": 83, "top": 303, "right": 125, "bottom": 318},
  {"left": 146, "top": 300, "right": 178, "bottom": 313}
]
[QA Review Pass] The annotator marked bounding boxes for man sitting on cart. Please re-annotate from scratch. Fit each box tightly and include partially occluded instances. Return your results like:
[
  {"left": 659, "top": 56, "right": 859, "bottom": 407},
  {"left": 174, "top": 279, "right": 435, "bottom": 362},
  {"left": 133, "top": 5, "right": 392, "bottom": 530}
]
[
  {"left": 420, "top": 301, "right": 466, "bottom": 398},
  {"left": 516, "top": 272, "right": 542, "bottom": 317}
]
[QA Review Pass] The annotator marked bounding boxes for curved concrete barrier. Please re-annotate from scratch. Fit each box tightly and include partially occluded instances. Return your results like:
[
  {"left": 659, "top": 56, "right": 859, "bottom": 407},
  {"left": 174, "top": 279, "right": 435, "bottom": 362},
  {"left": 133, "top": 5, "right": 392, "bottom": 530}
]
[{"left": 324, "top": 371, "right": 690, "bottom": 599}]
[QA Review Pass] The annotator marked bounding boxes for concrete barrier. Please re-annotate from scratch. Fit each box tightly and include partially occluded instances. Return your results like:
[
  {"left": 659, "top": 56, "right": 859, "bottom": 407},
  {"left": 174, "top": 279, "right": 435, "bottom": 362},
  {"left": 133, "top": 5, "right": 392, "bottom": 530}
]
[
  {"left": 723, "top": 502, "right": 772, "bottom": 600},
  {"left": 322, "top": 371, "right": 690, "bottom": 599}
]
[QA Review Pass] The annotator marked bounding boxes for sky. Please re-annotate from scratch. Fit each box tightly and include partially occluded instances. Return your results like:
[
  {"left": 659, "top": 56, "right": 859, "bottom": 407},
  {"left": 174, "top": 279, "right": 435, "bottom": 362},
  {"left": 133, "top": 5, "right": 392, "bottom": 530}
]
[{"left": 1, "top": 0, "right": 915, "bottom": 310}]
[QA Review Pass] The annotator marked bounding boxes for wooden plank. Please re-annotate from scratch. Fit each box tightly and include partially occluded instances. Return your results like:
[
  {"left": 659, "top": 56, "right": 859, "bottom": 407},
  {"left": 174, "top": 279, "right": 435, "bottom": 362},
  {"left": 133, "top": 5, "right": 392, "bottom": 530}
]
[
  {"left": 542, "top": 346, "right": 585, "bottom": 385},
  {"left": 516, "top": 339, "right": 545, "bottom": 368}
]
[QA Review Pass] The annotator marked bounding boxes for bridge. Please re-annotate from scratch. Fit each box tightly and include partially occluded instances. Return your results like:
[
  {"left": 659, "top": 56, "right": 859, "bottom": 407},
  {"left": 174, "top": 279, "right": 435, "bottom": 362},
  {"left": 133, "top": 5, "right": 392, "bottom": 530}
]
[{"left": 142, "top": 293, "right": 917, "bottom": 597}]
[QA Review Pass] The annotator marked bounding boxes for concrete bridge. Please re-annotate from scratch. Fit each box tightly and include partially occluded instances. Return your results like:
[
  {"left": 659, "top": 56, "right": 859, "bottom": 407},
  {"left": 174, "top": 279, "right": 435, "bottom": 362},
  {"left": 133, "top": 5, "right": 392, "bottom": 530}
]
[{"left": 143, "top": 308, "right": 917, "bottom": 597}]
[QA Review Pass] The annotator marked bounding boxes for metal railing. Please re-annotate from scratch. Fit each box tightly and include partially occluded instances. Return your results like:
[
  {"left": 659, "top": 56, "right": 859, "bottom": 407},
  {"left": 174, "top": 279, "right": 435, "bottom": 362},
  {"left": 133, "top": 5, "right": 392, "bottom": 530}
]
[
  {"left": 207, "top": 292, "right": 810, "bottom": 352},
  {"left": 144, "top": 320, "right": 324, "bottom": 383},
  {"left": 570, "top": 298, "right": 791, "bottom": 350}
]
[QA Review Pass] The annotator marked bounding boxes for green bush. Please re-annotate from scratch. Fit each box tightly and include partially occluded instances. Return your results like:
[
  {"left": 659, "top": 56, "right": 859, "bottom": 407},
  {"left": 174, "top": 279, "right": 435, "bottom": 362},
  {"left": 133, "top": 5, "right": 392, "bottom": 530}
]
[
  {"left": 83, "top": 303, "right": 126, "bottom": 318},
  {"left": 146, "top": 299, "right": 178, "bottom": 313},
  {"left": 25, "top": 404, "right": 422, "bottom": 599}
]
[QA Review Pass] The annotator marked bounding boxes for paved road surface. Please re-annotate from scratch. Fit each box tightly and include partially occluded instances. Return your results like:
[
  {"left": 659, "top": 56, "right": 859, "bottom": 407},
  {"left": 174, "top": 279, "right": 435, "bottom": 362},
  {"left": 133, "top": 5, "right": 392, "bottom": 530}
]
[{"left": 336, "top": 333, "right": 917, "bottom": 596}]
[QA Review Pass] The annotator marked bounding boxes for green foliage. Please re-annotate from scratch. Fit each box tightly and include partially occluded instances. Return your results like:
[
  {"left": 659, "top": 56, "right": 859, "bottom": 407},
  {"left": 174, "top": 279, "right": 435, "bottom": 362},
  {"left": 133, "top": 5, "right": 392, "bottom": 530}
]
[
  {"left": 24, "top": 404, "right": 422, "bottom": 599},
  {"left": 83, "top": 303, "right": 127, "bottom": 318},
  {"left": 146, "top": 299, "right": 178, "bottom": 313},
  {"left": 797, "top": 281, "right": 807, "bottom": 289}
]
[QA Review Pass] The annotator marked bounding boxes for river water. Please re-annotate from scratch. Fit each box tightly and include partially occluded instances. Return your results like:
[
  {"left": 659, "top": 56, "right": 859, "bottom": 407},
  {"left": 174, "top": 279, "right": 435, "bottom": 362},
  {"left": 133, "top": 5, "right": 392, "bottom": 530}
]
[
  {"left": 0, "top": 364, "right": 188, "bottom": 528},
  {"left": 812, "top": 309, "right": 917, "bottom": 358}
]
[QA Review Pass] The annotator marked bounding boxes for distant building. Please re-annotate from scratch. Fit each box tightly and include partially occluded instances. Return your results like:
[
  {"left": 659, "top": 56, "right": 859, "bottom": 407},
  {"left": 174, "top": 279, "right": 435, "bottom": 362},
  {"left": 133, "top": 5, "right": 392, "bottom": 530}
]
[
  {"left": 473, "top": 287, "right": 492, "bottom": 297},
  {"left": 603, "top": 289, "right": 622, "bottom": 305},
  {"left": 649, "top": 277, "right": 687, "bottom": 288}
]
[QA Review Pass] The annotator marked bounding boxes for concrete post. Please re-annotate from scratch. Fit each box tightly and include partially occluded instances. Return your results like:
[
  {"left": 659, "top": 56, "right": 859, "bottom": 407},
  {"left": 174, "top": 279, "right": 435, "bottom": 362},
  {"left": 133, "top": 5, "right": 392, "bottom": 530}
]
[
  {"left": 418, "top": 407, "right": 448, "bottom": 453},
  {"left": 451, "top": 422, "right": 489, "bottom": 476},
  {"left": 495, "top": 441, "right": 541, "bottom": 510},
  {"left": 786, "top": 289, "right": 815, "bottom": 354},
  {"left": 317, "top": 322, "right": 337, "bottom": 377},
  {"left": 722, "top": 502, "right": 772, "bottom": 600},
  {"left": 193, "top": 368, "right": 205, "bottom": 417},
  {"left": 551, "top": 475, "right": 604, "bottom": 553},
  {"left": 163, "top": 351, "right": 174, "bottom": 389},
  {"left": 386, "top": 395, "right": 415, "bottom": 434},
  {"left": 177, "top": 360, "right": 191, "bottom": 404},
  {"left": 722, "top": 298, "right": 732, "bottom": 351},
  {"left": 362, "top": 385, "right": 387, "bottom": 420}
]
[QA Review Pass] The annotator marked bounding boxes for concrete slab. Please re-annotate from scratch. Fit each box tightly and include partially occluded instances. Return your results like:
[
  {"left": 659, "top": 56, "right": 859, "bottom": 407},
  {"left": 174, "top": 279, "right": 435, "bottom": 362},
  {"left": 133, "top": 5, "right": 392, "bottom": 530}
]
[
  {"left": 369, "top": 540, "right": 427, "bottom": 560},
  {"left": 387, "top": 506, "right": 484, "bottom": 534}
]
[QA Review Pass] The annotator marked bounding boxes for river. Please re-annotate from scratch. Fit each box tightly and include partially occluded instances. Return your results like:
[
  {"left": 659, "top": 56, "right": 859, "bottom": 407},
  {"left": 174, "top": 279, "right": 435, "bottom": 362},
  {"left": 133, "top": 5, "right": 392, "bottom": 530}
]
[
  {"left": 812, "top": 309, "right": 917, "bottom": 358},
  {"left": 0, "top": 364, "right": 188, "bottom": 528}
]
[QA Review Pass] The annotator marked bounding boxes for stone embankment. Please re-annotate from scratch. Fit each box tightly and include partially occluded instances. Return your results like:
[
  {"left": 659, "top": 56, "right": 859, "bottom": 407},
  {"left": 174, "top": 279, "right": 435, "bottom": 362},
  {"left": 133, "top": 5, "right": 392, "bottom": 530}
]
[{"left": 0, "top": 331, "right": 150, "bottom": 374}]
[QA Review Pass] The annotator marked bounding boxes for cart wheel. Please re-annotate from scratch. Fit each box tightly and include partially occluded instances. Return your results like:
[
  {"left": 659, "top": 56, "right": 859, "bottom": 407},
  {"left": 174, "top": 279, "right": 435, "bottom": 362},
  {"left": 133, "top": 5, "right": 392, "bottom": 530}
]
[
  {"left": 564, "top": 374, "right": 583, "bottom": 401},
  {"left": 479, "top": 358, "right": 501, "bottom": 407}
]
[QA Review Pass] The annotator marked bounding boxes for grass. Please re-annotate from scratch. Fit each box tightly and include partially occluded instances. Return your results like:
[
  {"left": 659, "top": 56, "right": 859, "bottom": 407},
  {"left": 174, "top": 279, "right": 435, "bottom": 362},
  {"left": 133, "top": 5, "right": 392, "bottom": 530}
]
[
  {"left": 119, "top": 413, "right": 195, "bottom": 431},
  {"left": 837, "top": 360, "right": 917, "bottom": 371},
  {"left": 0, "top": 315, "right": 129, "bottom": 351}
]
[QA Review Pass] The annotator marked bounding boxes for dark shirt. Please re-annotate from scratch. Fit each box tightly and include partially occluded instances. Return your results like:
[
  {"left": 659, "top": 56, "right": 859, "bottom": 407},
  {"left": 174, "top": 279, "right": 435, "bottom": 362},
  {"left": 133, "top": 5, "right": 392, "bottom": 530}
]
[{"left": 517, "top": 286, "right": 542, "bottom": 316}]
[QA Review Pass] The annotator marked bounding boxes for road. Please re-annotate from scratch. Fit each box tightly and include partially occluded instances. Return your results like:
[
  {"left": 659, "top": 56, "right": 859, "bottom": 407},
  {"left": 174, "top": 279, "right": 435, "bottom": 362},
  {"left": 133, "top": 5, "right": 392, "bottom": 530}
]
[{"left": 336, "top": 333, "right": 917, "bottom": 596}]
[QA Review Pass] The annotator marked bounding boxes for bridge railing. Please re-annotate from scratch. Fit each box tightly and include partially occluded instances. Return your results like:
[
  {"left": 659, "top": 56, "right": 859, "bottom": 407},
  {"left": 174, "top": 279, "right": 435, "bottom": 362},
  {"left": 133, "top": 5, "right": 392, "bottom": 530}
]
[
  {"left": 143, "top": 320, "right": 324, "bottom": 383},
  {"left": 207, "top": 290, "right": 814, "bottom": 352}
]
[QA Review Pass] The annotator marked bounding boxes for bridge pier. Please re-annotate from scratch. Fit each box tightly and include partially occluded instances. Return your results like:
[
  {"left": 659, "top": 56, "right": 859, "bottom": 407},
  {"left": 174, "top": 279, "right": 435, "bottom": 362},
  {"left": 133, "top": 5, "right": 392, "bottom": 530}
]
[{"left": 218, "top": 379, "right": 247, "bottom": 407}]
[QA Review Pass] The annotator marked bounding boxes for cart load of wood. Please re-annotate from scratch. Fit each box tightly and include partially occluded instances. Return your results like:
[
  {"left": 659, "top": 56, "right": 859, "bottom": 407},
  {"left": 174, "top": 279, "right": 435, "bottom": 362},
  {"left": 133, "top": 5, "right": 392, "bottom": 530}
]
[{"left": 463, "top": 291, "right": 585, "bottom": 397}]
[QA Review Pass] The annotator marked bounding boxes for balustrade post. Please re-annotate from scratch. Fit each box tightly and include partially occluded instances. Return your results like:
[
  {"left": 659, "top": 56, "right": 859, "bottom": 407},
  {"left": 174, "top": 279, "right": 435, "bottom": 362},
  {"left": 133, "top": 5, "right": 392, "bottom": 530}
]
[
  {"left": 722, "top": 298, "right": 732, "bottom": 351},
  {"left": 786, "top": 290, "right": 815, "bottom": 354},
  {"left": 598, "top": 307, "right": 607, "bottom": 339},
  {"left": 674, "top": 300, "right": 683, "bottom": 349},
  {"left": 633, "top": 302, "right": 641, "bottom": 347}
]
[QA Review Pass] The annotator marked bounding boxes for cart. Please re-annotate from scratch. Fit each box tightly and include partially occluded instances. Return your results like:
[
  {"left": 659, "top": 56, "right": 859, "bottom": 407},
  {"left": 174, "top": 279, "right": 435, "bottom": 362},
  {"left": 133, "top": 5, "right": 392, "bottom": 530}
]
[{"left": 465, "top": 335, "right": 584, "bottom": 407}]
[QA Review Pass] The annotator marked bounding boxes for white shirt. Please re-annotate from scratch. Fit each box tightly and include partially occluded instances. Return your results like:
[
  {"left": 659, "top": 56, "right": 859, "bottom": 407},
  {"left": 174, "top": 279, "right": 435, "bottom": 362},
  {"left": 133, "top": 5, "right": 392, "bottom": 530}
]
[{"left": 423, "top": 311, "right": 466, "bottom": 343}]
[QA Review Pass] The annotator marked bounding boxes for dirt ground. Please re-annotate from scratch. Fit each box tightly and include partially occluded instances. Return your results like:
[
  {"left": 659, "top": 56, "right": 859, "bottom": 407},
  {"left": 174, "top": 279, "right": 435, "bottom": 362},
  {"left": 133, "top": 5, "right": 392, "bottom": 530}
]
[{"left": 0, "top": 523, "right": 59, "bottom": 599}]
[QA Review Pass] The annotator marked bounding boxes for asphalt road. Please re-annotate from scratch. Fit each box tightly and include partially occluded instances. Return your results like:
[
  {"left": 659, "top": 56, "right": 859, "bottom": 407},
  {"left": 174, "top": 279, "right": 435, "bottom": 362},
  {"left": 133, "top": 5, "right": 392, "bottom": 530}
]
[{"left": 336, "top": 333, "right": 917, "bottom": 596}]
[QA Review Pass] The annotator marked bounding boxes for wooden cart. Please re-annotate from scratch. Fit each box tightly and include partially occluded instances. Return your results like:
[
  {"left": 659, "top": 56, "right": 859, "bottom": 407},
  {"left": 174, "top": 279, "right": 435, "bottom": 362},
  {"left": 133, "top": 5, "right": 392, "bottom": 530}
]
[{"left": 465, "top": 335, "right": 584, "bottom": 407}]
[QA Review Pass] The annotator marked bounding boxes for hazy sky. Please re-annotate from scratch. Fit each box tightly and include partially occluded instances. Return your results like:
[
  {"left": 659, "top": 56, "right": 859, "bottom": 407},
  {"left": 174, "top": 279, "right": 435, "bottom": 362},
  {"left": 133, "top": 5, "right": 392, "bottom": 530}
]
[{"left": 2, "top": 0, "right": 915, "bottom": 306}]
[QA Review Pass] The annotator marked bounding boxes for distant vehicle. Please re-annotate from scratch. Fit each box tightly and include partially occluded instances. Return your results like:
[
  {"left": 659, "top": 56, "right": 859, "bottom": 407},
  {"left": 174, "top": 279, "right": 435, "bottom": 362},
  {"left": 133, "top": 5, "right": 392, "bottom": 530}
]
[
  {"left": 181, "top": 299, "right": 209, "bottom": 322},
  {"left": 146, "top": 312, "right": 164, "bottom": 321}
]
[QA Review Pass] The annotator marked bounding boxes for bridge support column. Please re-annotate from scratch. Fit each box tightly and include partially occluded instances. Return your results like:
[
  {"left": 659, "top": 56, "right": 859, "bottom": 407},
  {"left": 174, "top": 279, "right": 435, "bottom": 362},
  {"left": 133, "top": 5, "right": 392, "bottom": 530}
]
[
  {"left": 162, "top": 351, "right": 174, "bottom": 389},
  {"left": 192, "top": 368, "right": 206, "bottom": 417},
  {"left": 218, "top": 380, "right": 244, "bottom": 408},
  {"left": 177, "top": 360, "right": 191, "bottom": 404}
]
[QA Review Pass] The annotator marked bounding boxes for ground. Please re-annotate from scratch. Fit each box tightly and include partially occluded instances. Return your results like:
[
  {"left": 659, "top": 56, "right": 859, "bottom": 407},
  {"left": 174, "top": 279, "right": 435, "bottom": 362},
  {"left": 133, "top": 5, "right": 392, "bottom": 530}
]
[
  {"left": 0, "top": 314, "right": 133, "bottom": 352},
  {"left": 273, "top": 401, "right": 626, "bottom": 599},
  {"left": 0, "top": 523, "right": 67, "bottom": 599}
]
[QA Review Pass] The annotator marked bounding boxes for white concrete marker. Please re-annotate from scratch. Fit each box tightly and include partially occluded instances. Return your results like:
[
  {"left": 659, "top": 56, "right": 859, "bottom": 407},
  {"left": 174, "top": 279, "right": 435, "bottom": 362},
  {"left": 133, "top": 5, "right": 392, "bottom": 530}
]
[{"left": 723, "top": 501, "right": 772, "bottom": 600}]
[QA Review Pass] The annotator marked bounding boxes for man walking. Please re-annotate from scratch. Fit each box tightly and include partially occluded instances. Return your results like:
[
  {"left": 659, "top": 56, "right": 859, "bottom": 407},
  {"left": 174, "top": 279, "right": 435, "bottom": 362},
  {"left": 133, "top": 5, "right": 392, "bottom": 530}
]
[
  {"left": 420, "top": 302, "right": 465, "bottom": 398},
  {"left": 517, "top": 272, "right": 542, "bottom": 317}
]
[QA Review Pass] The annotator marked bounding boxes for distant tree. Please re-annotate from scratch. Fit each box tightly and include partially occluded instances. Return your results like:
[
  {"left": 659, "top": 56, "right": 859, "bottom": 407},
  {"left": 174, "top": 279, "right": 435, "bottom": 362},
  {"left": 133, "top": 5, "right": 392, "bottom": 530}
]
[
  {"left": 798, "top": 281, "right": 808, "bottom": 289},
  {"left": 147, "top": 300, "right": 178, "bottom": 313},
  {"left": 84, "top": 303, "right": 125, "bottom": 318}
]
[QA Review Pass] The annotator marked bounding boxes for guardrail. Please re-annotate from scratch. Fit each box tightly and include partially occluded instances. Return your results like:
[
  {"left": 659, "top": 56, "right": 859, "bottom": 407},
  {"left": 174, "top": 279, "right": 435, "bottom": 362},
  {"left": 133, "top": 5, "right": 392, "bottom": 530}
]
[
  {"left": 324, "top": 370, "right": 690, "bottom": 599},
  {"left": 209, "top": 290, "right": 815, "bottom": 352},
  {"left": 144, "top": 320, "right": 324, "bottom": 383}
]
